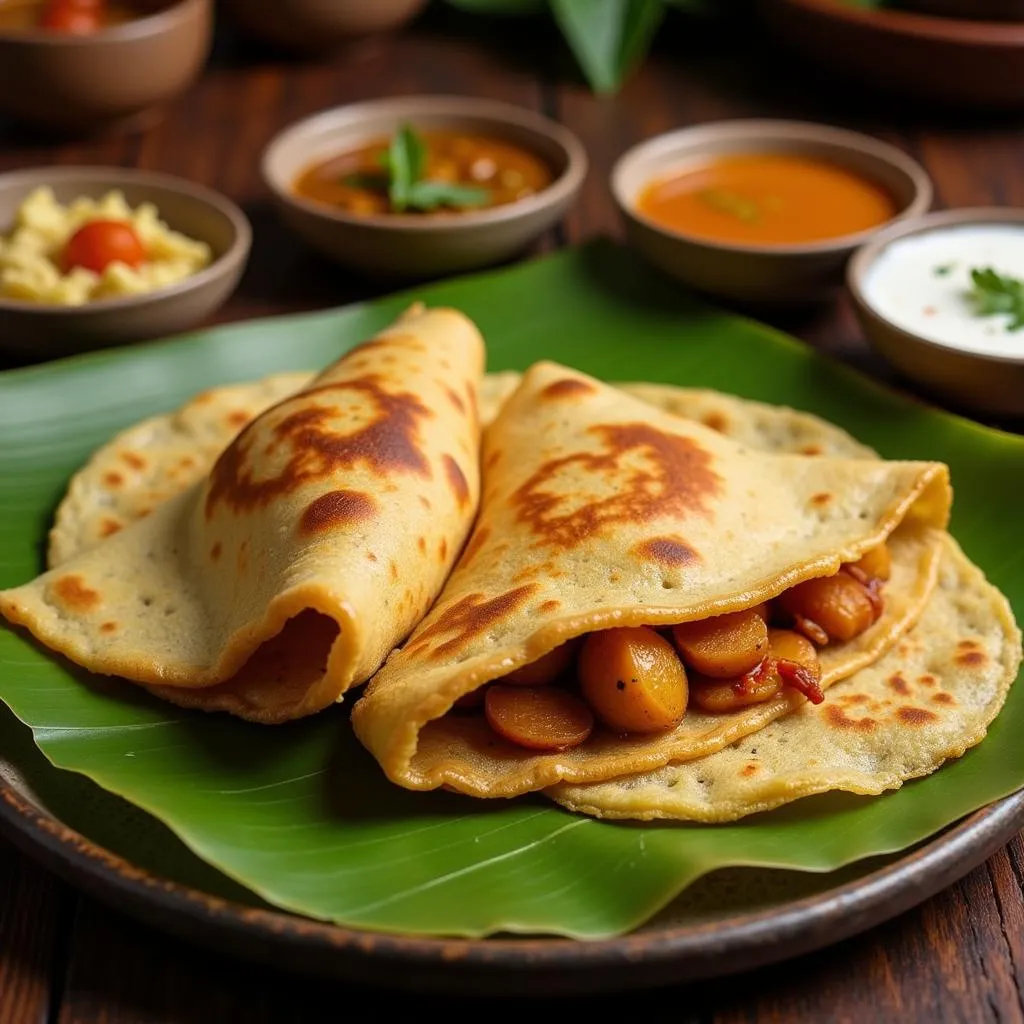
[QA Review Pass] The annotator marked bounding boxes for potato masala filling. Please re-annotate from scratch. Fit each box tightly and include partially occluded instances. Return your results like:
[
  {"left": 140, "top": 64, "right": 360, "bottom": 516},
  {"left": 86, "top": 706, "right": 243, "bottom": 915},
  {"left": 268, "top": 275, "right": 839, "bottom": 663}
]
[{"left": 457, "top": 542, "right": 891, "bottom": 752}]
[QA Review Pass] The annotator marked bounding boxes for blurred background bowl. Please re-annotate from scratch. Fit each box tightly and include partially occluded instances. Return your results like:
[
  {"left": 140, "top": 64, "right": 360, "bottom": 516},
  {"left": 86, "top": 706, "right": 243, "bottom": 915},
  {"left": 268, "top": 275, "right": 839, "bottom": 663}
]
[
  {"left": 761, "top": 0, "right": 1024, "bottom": 107},
  {"left": 612, "top": 119, "right": 931, "bottom": 305},
  {"left": 222, "top": 0, "right": 427, "bottom": 53},
  {"left": 261, "top": 95, "right": 587, "bottom": 278},
  {"left": 0, "top": 0, "right": 211, "bottom": 135},
  {"left": 0, "top": 166, "right": 250, "bottom": 358}
]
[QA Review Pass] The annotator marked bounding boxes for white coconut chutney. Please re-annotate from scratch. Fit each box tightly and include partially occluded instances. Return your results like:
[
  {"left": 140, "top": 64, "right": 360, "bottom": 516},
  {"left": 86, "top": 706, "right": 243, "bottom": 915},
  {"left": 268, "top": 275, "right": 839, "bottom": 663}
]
[{"left": 862, "top": 224, "right": 1024, "bottom": 358}]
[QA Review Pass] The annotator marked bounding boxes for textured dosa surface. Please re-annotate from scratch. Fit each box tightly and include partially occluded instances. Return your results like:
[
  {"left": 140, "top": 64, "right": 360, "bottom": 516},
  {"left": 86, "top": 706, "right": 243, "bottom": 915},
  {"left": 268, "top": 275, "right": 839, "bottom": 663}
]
[
  {"left": 352, "top": 362, "right": 951, "bottom": 798},
  {"left": 0, "top": 306, "right": 484, "bottom": 722},
  {"left": 550, "top": 534, "right": 1021, "bottom": 820},
  {"left": 48, "top": 375, "right": 873, "bottom": 567}
]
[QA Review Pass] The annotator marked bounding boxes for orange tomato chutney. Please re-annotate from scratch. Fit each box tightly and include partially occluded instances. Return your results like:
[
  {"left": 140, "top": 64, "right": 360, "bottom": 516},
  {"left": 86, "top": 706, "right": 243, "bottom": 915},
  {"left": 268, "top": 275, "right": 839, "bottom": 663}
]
[
  {"left": 293, "top": 131, "right": 554, "bottom": 216},
  {"left": 0, "top": 0, "right": 139, "bottom": 31},
  {"left": 636, "top": 153, "right": 899, "bottom": 246}
]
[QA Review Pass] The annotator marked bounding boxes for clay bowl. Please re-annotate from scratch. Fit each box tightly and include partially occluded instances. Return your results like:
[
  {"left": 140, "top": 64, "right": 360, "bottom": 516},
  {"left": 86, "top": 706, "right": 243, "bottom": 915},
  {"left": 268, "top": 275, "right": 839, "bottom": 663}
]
[
  {"left": 0, "top": 166, "right": 251, "bottom": 359},
  {"left": 848, "top": 208, "right": 1024, "bottom": 417},
  {"left": 222, "top": 0, "right": 427, "bottom": 52},
  {"left": 262, "top": 96, "right": 587, "bottom": 279},
  {"left": 762, "top": 0, "right": 1024, "bottom": 107},
  {"left": 0, "top": 0, "right": 212, "bottom": 134},
  {"left": 611, "top": 119, "right": 931, "bottom": 305}
]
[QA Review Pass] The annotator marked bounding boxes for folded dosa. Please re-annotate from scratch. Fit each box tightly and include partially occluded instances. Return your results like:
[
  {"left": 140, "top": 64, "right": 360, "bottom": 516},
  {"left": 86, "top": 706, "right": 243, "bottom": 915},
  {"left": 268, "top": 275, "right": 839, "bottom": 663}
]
[
  {"left": 352, "top": 361, "right": 951, "bottom": 797},
  {"left": 0, "top": 305, "right": 484, "bottom": 722}
]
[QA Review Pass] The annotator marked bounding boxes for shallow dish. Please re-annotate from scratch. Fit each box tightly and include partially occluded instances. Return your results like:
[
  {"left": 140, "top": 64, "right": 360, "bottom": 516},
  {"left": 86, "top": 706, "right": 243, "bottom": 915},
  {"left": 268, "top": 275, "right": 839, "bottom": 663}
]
[
  {"left": 762, "top": 0, "right": 1024, "bottom": 107},
  {"left": 0, "top": 0, "right": 212, "bottom": 134},
  {"left": 222, "top": 0, "right": 427, "bottom": 52},
  {"left": 0, "top": 166, "right": 250, "bottom": 358},
  {"left": 612, "top": 119, "right": 931, "bottom": 304},
  {"left": 261, "top": 96, "right": 587, "bottom": 278},
  {"left": 849, "top": 208, "right": 1024, "bottom": 417}
]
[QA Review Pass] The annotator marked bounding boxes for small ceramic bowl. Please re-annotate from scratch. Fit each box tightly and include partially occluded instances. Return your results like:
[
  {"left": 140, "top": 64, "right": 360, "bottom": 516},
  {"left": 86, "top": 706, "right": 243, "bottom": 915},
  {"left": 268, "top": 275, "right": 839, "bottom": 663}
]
[
  {"left": 223, "top": 0, "right": 427, "bottom": 52},
  {"left": 261, "top": 96, "right": 587, "bottom": 278},
  {"left": 612, "top": 119, "right": 932, "bottom": 305},
  {"left": 0, "top": 166, "right": 251, "bottom": 359},
  {"left": 848, "top": 208, "right": 1024, "bottom": 416},
  {"left": 0, "top": 0, "right": 212, "bottom": 134}
]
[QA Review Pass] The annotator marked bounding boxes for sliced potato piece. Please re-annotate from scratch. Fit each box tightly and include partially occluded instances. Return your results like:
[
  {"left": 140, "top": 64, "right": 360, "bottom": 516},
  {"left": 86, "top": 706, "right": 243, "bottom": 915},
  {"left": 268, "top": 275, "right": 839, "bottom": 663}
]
[
  {"left": 503, "top": 641, "right": 577, "bottom": 686},
  {"left": 672, "top": 608, "right": 769, "bottom": 678},
  {"left": 484, "top": 685, "right": 593, "bottom": 751},
  {"left": 778, "top": 571, "right": 876, "bottom": 643},
  {"left": 850, "top": 542, "right": 891, "bottom": 581},
  {"left": 690, "top": 661, "right": 780, "bottom": 713},
  {"left": 578, "top": 626, "right": 687, "bottom": 734}
]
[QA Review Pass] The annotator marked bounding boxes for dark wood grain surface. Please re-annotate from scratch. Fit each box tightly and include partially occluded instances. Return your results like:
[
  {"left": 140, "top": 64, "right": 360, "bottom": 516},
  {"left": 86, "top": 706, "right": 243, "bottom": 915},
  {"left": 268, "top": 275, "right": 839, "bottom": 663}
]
[{"left": 1, "top": 5, "right": 1023, "bottom": 1020}]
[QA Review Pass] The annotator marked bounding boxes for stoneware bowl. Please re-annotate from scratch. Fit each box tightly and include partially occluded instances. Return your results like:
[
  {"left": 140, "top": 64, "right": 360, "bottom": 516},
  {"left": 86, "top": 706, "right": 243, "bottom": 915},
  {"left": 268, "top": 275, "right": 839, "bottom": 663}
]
[
  {"left": 261, "top": 96, "right": 587, "bottom": 278},
  {"left": 848, "top": 208, "right": 1024, "bottom": 417},
  {"left": 611, "top": 119, "right": 932, "bottom": 305},
  {"left": 223, "top": 0, "right": 427, "bottom": 52},
  {"left": 0, "top": 166, "right": 251, "bottom": 359},
  {"left": 762, "top": 0, "right": 1024, "bottom": 107},
  {"left": 0, "top": 0, "right": 212, "bottom": 134}
]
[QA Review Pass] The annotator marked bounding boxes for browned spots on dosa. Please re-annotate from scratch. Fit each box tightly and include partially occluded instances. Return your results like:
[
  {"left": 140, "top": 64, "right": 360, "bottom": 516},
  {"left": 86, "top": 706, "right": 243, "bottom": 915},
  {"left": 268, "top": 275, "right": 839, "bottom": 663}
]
[
  {"left": 741, "top": 763, "right": 758, "bottom": 777},
  {"left": 825, "top": 705, "right": 876, "bottom": 731},
  {"left": 210, "top": 542, "right": 222, "bottom": 562},
  {"left": 931, "top": 692, "right": 956, "bottom": 705},
  {"left": 955, "top": 639, "right": 986, "bottom": 667},
  {"left": 299, "top": 490, "right": 377, "bottom": 535},
  {"left": 121, "top": 450, "right": 146, "bottom": 470},
  {"left": 390, "top": 560, "right": 399, "bottom": 581},
  {"left": 801, "top": 444, "right": 823, "bottom": 456},
  {"left": 98, "top": 517, "right": 122, "bottom": 538},
  {"left": 443, "top": 455, "right": 470, "bottom": 508},
  {"left": 460, "top": 525, "right": 491, "bottom": 568},
  {"left": 409, "top": 584, "right": 540, "bottom": 660},
  {"left": 205, "top": 374, "right": 433, "bottom": 518},
  {"left": 702, "top": 411, "right": 728, "bottom": 433},
  {"left": 887, "top": 673, "right": 910, "bottom": 696},
  {"left": 897, "top": 706, "right": 937, "bottom": 726},
  {"left": 237, "top": 541, "right": 249, "bottom": 574},
  {"left": 438, "top": 537, "right": 448, "bottom": 562},
  {"left": 51, "top": 574, "right": 100, "bottom": 613},
  {"left": 513, "top": 423, "right": 722, "bottom": 549},
  {"left": 445, "top": 387, "right": 465, "bottom": 413},
  {"left": 100, "top": 621, "right": 118, "bottom": 634},
  {"left": 542, "top": 378, "right": 596, "bottom": 400},
  {"left": 420, "top": 495, "right": 432, "bottom": 510},
  {"left": 226, "top": 410, "right": 251, "bottom": 428},
  {"left": 180, "top": 455, "right": 195, "bottom": 469},
  {"left": 634, "top": 535, "right": 699, "bottom": 567},
  {"left": 367, "top": 551, "right": 378, "bottom": 562},
  {"left": 417, "top": 536, "right": 427, "bottom": 554},
  {"left": 918, "top": 673, "right": 937, "bottom": 687},
  {"left": 539, "top": 599, "right": 560, "bottom": 613},
  {"left": 811, "top": 492, "right": 833, "bottom": 507},
  {"left": 485, "top": 449, "right": 502, "bottom": 470},
  {"left": 103, "top": 471, "right": 123, "bottom": 489}
]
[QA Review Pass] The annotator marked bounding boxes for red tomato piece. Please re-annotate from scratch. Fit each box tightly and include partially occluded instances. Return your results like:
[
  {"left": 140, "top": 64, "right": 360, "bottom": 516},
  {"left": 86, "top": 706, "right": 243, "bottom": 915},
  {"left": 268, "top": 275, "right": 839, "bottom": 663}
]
[{"left": 61, "top": 221, "right": 147, "bottom": 275}]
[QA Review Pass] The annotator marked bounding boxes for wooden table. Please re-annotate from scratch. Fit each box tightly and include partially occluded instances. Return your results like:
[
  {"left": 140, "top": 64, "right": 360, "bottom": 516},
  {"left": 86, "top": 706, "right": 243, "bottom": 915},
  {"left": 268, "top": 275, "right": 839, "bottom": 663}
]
[{"left": 2, "top": 6, "right": 1023, "bottom": 1020}]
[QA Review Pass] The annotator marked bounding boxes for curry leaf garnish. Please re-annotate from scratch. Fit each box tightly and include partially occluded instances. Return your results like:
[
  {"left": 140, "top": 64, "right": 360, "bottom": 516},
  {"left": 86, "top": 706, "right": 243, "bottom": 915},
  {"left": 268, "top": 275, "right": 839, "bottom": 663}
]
[
  {"left": 968, "top": 267, "right": 1024, "bottom": 332},
  {"left": 698, "top": 188, "right": 760, "bottom": 223},
  {"left": 377, "top": 124, "right": 489, "bottom": 213}
]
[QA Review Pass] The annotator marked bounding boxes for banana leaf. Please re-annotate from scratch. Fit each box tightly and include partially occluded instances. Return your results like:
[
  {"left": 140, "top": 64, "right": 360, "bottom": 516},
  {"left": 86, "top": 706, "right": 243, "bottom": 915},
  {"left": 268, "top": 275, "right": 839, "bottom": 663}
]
[{"left": 1, "top": 241, "right": 1023, "bottom": 939}]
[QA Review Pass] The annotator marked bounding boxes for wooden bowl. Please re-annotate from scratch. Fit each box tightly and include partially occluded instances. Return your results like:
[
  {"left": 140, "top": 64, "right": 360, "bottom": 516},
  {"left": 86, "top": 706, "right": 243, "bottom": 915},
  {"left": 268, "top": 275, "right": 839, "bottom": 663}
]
[
  {"left": 222, "top": 0, "right": 427, "bottom": 52},
  {"left": 0, "top": 0, "right": 212, "bottom": 134},
  {"left": 848, "top": 208, "right": 1024, "bottom": 416},
  {"left": 762, "top": 0, "right": 1024, "bottom": 107},
  {"left": 611, "top": 119, "right": 931, "bottom": 305},
  {"left": 261, "top": 96, "right": 587, "bottom": 279},
  {"left": 0, "top": 166, "right": 251, "bottom": 358}
]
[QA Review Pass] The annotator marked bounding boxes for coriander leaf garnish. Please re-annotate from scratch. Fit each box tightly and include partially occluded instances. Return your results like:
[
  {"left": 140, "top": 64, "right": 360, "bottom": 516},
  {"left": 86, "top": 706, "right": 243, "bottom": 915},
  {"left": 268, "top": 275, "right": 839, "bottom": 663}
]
[
  {"left": 377, "top": 124, "right": 489, "bottom": 213},
  {"left": 968, "top": 266, "right": 1024, "bottom": 332}
]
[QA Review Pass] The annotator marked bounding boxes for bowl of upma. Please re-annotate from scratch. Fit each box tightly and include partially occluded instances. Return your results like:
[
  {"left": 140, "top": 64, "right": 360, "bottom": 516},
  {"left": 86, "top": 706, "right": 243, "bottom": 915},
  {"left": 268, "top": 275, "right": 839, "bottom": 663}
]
[{"left": 0, "top": 166, "right": 250, "bottom": 358}]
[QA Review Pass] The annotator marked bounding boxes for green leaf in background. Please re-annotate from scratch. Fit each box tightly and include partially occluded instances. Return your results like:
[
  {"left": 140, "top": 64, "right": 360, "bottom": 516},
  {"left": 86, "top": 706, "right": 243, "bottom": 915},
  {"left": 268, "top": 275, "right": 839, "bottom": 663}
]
[
  {"left": 550, "top": 0, "right": 665, "bottom": 93},
  {"left": 1, "top": 242, "right": 1024, "bottom": 939}
]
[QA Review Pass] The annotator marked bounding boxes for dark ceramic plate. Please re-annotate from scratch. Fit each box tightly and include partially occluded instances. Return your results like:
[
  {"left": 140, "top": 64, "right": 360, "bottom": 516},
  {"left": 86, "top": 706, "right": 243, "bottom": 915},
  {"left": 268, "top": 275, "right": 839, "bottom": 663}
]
[{"left": 0, "top": 702, "right": 1020, "bottom": 997}]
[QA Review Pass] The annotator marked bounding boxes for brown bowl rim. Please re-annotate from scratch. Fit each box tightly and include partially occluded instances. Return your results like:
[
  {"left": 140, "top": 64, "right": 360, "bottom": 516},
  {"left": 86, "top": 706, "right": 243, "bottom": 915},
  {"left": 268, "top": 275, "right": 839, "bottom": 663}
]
[
  {"left": 0, "top": 165, "right": 251, "bottom": 316},
  {"left": 611, "top": 119, "right": 933, "bottom": 258},
  {"left": 847, "top": 206, "right": 1024, "bottom": 368},
  {"left": 0, "top": 0, "right": 207, "bottom": 45},
  {"left": 776, "top": 0, "right": 1024, "bottom": 42},
  {"left": 260, "top": 95, "right": 588, "bottom": 234}
]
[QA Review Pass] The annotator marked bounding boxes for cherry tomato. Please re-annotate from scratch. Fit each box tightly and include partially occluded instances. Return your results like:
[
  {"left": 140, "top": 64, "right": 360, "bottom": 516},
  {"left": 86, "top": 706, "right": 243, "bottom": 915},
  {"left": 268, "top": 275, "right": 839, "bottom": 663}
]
[
  {"left": 61, "top": 220, "right": 147, "bottom": 275},
  {"left": 40, "top": 1, "right": 102, "bottom": 34}
]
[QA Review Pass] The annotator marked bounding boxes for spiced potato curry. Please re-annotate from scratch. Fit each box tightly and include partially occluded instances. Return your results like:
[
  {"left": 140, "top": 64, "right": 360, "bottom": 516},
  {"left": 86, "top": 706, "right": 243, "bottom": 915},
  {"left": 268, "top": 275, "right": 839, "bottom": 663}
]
[{"left": 352, "top": 362, "right": 951, "bottom": 799}]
